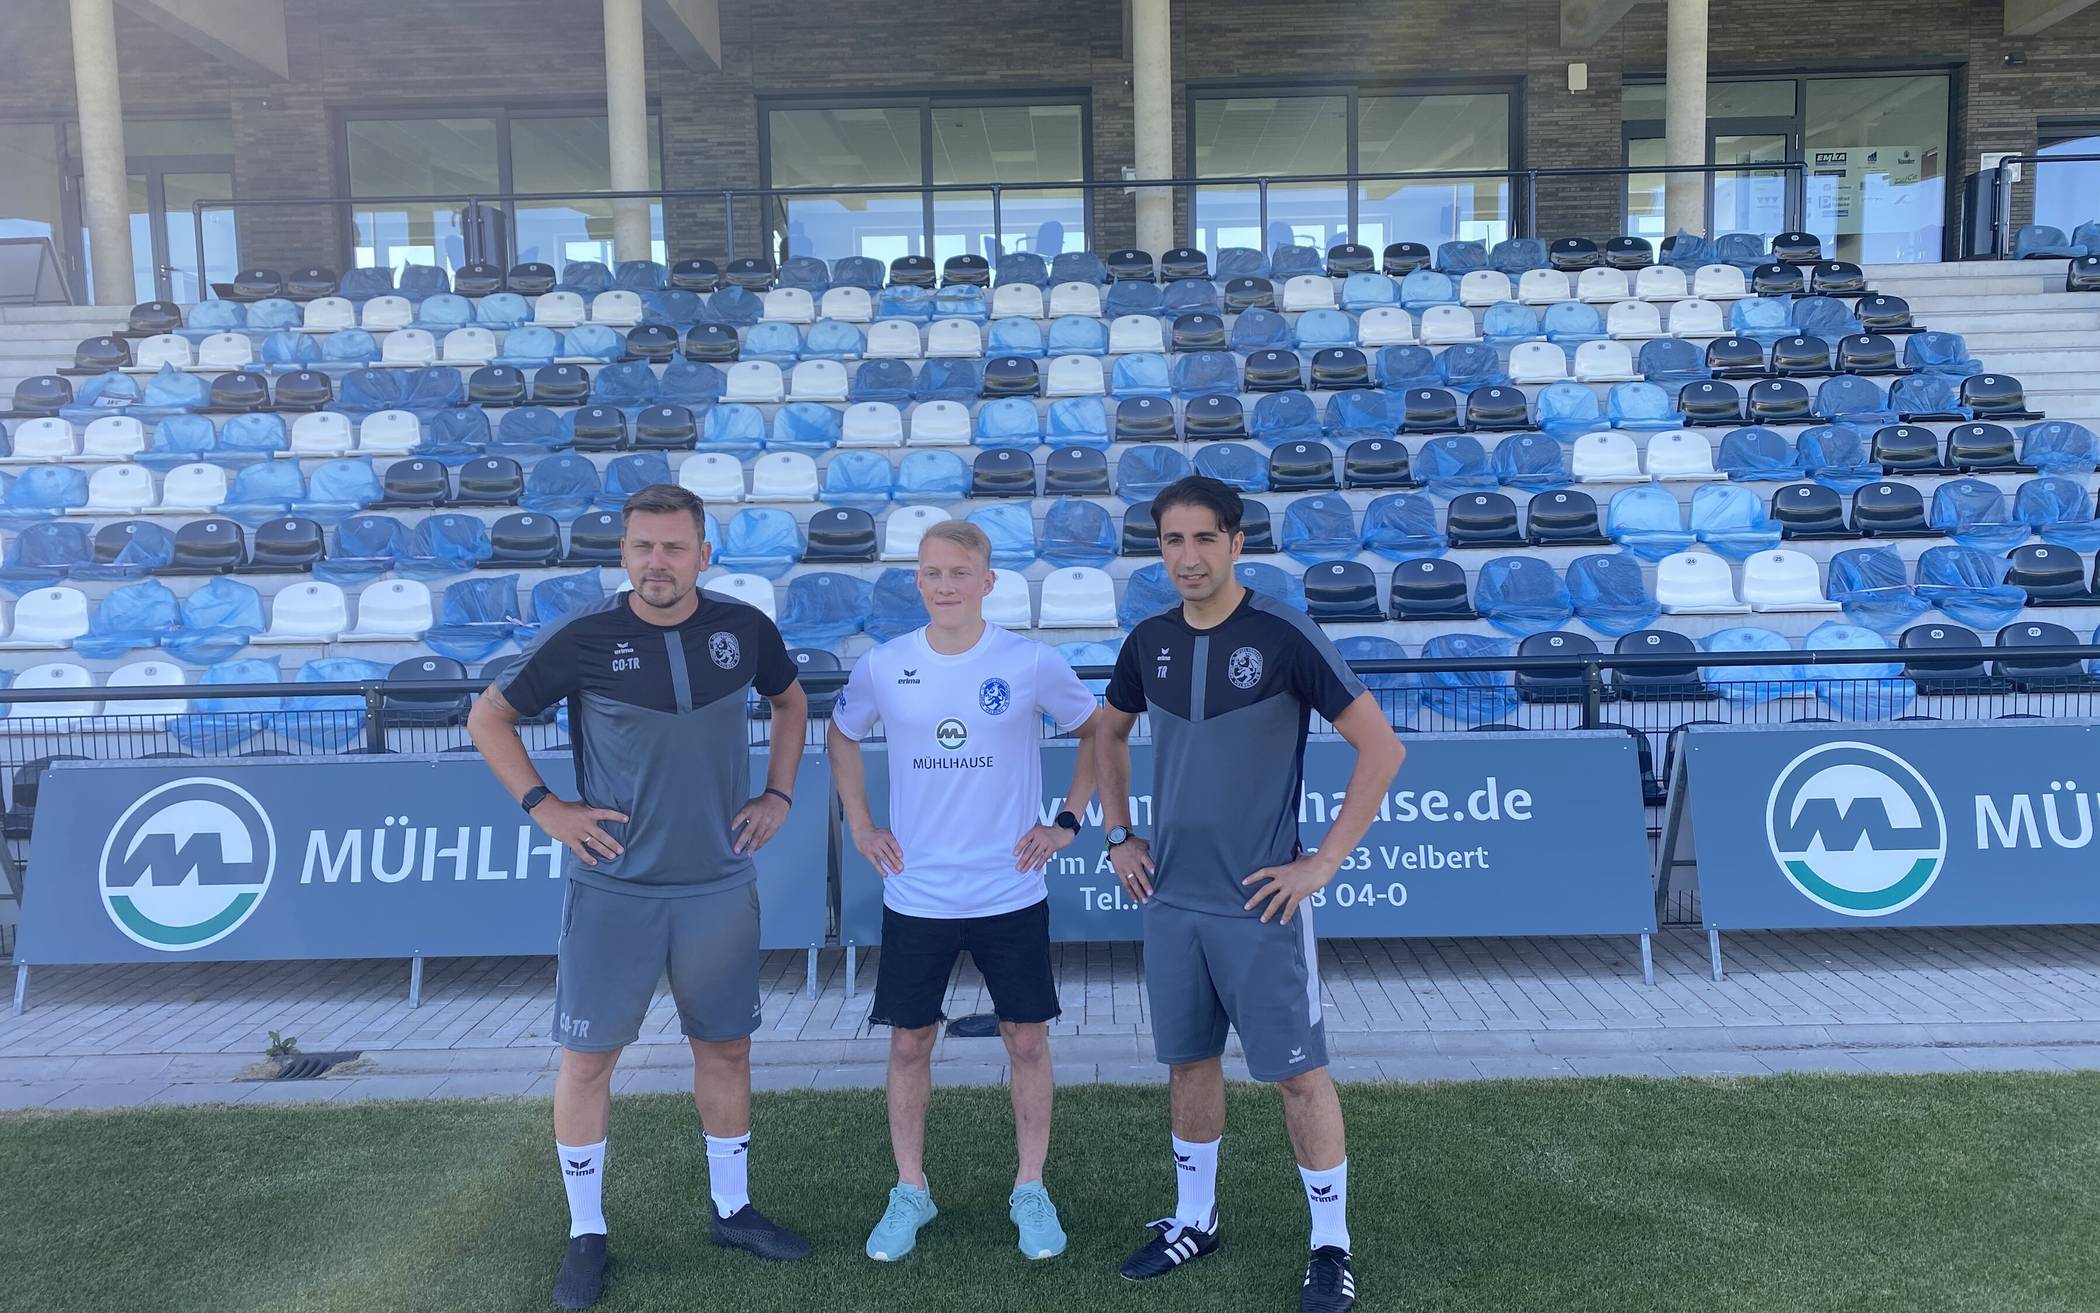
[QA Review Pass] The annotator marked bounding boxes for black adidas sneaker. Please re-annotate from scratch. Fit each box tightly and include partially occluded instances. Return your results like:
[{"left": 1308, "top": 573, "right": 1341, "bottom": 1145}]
[
  {"left": 552, "top": 1233, "right": 610, "bottom": 1309},
  {"left": 1118, "top": 1214, "right": 1220, "bottom": 1280},
  {"left": 1301, "top": 1245, "right": 1356, "bottom": 1313}
]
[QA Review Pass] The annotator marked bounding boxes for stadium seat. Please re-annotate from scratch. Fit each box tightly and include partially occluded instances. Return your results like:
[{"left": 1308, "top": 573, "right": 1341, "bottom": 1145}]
[
  {"left": 970, "top": 449, "right": 1036, "bottom": 498},
  {"left": 802, "top": 508, "right": 879, "bottom": 564},
  {"left": 2005, "top": 543, "right": 2096, "bottom": 605},
  {"left": 702, "top": 573, "right": 777, "bottom": 620},
  {"left": 750, "top": 452, "right": 820, "bottom": 502},
  {"left": 1244, "top": 349, "right": 1303, "bottom": 392},
  {"left": 1515, "top": 630, "right": 1599, "bottom": 702},
  {"left": 1961, "top": 374, "right": 2043, "bottom": 421},
  {"left": 1771, "top": 334, "right": 1830, "bottom": 376},
  {"left": 1527, "top": 490, "right": 1609, "bottom": 545},
  {"left": 1666, "top": 298, "right": 1725, "bottom": 337},
  {"left": 1678, "top": 380, "right": 1743, "bottom": 426},
  {"left": 1993, "top": 620, "right": 2091, "bottom": 691},
  {"left": 1447, "top": 492, "right": 1523, "bottom": 547},
  {"left": 1658, "top": 551, "right": 1749, "bottom": 614},
  {"left": 1508, "top": 342, "right": 1568, "bottom": 385},
  {"left": 1870, "top": 424, "right": 1946, "bottom": 474},
  {"left": 1742, "top": 549, "right": 1839, "bottom": 612},
  {"left": 155, "top": 462, "right": 228, "bottom": 513},
  {"left": 726, "top": 360, "right": 785, "bottom": 403},
  {"left": 678, "top": 452, "right": 743, "bottom": 503},
  {"left": 1645, "top": 430, "right": 1718, "bottom": 480},
  {"left": 1947, "top": 422, "right": 2024, "bottom": 473},
  {"left": 1574, "top": 339, "right": 1641, "bottom": 382},
  {"left": 1851, "top": 481, "right": 1932, "bottom": 537},
  {"left": 0, "top": 587, "right": 88, "bottom": 649},
  {"left": 1773, "top": 482, "right": 1850, "bottom": 539},
  {"left": 1418, "top": 305, "right": 1480, "bottom": 345},
  {"left": 1388, "top": 557, "right": 1474, "bottom": 620},
  {"left": 1610, "top": 628, "right": 1708, "bottom": 700},
  {"left": 1304, "top": 561, "right": 1383, "bottom": 623},
  {"left": 1571, "top": 432, "right": 1643, "bottom": 482},
  {"left": 1120, "top": 502, "right": 1160, "bottom": 557},
  {"left": 1268, "top": 441, "right": 1337, "bottom": 491},
  {"left": 1459, "top": 271, "right": 1511, "bottom": 307},
  {"left": 1899, "top": 624, "right": 1995, "bottom": 692},
  {"left": 686, "top": 323, "right": 742, "bottom": 362},
  {"left": 75, "top": 464, "right": 154, "bottom": 515},
  {"left": 1517, "top": 269, "right": 1573, "bottom": 304},
  {"left": 1382, "top": 242, "right": 1431, "bottom": 276},
  {"left": 1837, "top": 333, "right": 1903, "bottom": 375},
  {"left": 484, "top": 513, "right": 561, "bottom": 568},
  {"left": 1343, "top": 438, "right": 1413, "bottom": 489}
]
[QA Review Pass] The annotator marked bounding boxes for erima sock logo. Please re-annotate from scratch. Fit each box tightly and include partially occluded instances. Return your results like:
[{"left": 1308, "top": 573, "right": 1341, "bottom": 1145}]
[
  {"left": 564, "top": 1159, "right": 596, "bottom": 1176},
  {"left": 1309, "top": 1185, "right": 1335, "bottom": 1200},
  {"left": 1174, "top": 1152, "right": 1193, "bottom": 1169}
]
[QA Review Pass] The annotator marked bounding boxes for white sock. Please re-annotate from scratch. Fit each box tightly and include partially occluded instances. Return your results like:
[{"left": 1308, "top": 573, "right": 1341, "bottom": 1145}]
[
  {"left": 1300, "top": 1159, "right": 1350, "bottom": 1252},
  {"left": 557, "top": 1140, "right": 607, "bottom": 1238},
  {"left": 705, "top": 1133, "right": 751, "bottom": 1218},
  {"left": 1171, "top": 1135, "right": 1219, "bottom": 1231}
]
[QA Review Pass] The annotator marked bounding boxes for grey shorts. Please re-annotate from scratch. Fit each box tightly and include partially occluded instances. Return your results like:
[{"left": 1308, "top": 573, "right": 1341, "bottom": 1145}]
[
  {"left": 552, "top": 878, "right": 762, "bottom": 1052},
  {"left": 1142, "top": 897, "right": 1327, "bottom": 1083}
]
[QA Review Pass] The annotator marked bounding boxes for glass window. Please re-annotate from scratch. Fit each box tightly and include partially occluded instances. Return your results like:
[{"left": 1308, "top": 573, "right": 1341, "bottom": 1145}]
[
  {"left": 1624, "top": 137, "right": 1666, "bottom": 239},
  {"left": 511, "top": 114, "right": 664, "bottom": 267},
  {"left": 1804, "top": 75, "right": 1948, "bottom": 262},
  {"left": 1709, "top": 81, "right": 1795, "bottom": 120},
  {"left": 930, "top": 104, "right": 1084, "bottom": 260},
  {"left": 1357, "top": 92, "right": 1511, "bottom": 249},
  {"left": 347, "top": 117, "right": 499, "bottom": 274},
  {"left": 2036, "top": 125, "right": 2100, "bottom": 238},
  {"left": 767, "top": 106, "right": 924, "bottom": 264},
  {"left": 0, "top": 123, "right": 67, "bottom": 248},
  {"left": 123, "top": 118, "right": 234, "bottom": 157},
  {"left": 1193, "top": 95, "right": 1347, "bottom": 255}
]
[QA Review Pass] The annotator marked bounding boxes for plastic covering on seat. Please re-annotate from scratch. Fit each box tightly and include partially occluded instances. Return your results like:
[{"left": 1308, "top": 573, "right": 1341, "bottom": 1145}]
[
  {"left": 1798, "top": 424, "right": 1881, "bottom": 494},
  {"left": 597, "top": 452, "right": 674, "bottom": 509},
  {"left": 0, "top": 521, "right": 91, "bottom": 592},
  {"left": 1689, "top": 482, "right": 1782, "bottom": 558},
  {"left": 1484, "top": 303, "right": 1543, "bottom": 345},
  {"left": 719, "top": 507, "right": 802, "bottom": 578},
  {"left": 850, "top": 359, "right": 915, "bottom": 406},
  {"left": 1396, "top": 269, "right": 1456, "bottom": 312},
  {"left": 1035, "top": 396, "right": 1107, "bottom": 451},
  {"left": 1475, "top": 555, "right": 1573, "bottom": 637},
  {"left": 2021, "top": 420, "right": 2099, "bottom": 475},
  {"left": 0, "top": 465, "right": 88, "bottom": 527},
  {"left": 1535, "top": 381, "right": 1604, "bottom": 440},
  {"left": 168, "top": 657, "right": 284, "bottom": 755},
  {"left": 1694, "top": 627, "right": 1797, "bottom": 703},
  {"left": 1727, "top": 296, "right": 1793, "bottom": 345},
  {"left": 1246, "top": 391, "right": 1317, "bottom": 448},
  {"left": 1109, "top": 354, "right": 1171, "bottom": 400},
  {"left": 1916, "top": 544, "right": 2029, "bottom": 630},
  {"left": 1274, "top": 495, "right": 1352, "bottom": 565},
  {"left": 818, "top": 449, "right": 894, "bottom": 513},
  {"left": 1903, "top": 331, "right": 1981, "bottom": 377},
  {"left": 519, "top": 452, "right": 600, "bottom": 519},
  {"left": 72, "top": 578, "right": 178, "bottom": 660},
  {"left": 1490, "top": 433, "right": 1569, "bottom": 491},
  {"left": 416, "top": 575, "right": 523, "bottom": 663},
  {"left": 314, "top": 513, "right": 407, "bottom": 586},
  {"left": 1432, "top": 241, "right": 1485, "bottom": 275},
  {"left": 1790, "top": 295, "right": 1861, "bottom": 340},
  {"left": 1795, "top": 621, "right": 1912, "bottom": 719},
  {"left": 1415, "top": 435, "right": 1493, "bottom": 493},
  {"left": 133, "top": 364, "right": 208, "bottom": 416},
  {"left": 2014, "top": 224, "right": 2087, "bottom": 259},
  {"left": 1828, "top": 546, "right": 1929, "bottom": 633},
  {"left": 1028, "top": 497, "right": 1113, "bottom": 570},
  {"left": 1885, "top": 374, "right": 1966, "bottom": 423},
  {"left": 1928, "top": 477, "right": 2025, "bottom": 552},
  {"left": 393, "top": 513, "right": 491, "bottom": 579},
  {"left": 1418, "top": 633, "right": 1515, "bottom": 725},
  {"left": 1713, "top": 425, "right": 1796, "bottom": 482},
  {"left": 1436, "top": 343, "right": 1505, "bottom": 394},
  {"left": 914, "top": 359, "right": 982, "bottom": 402},
  {"left": 774, "top": 572, "right": 873, "bottom": 649},
  {"left": 894, "top": 449, "right": 967, "bottom": 504},
  {"left": 1605, "top": 381, "right": 1682, "bottom": 431},
  {"left": 1566, "top": 553, "right": 1660, "bottom": 636},
  {"left": 852, "top": 567, "right": 925, "bottom": 644},
  {"left": 1356, "top": 493, "right": 1442, "bottom": 562},
  {"left": 1607, "top": 484, "right": 1694, "bottom": 560},
  {"left": 2013, "top": 475, "right": 2100, "bottom": 551},
  {"left": 769, "top": 402, "right": 842, "bottom": 453},
  {"left": 1541, "top": 302, "right": 1606, "bottom": 344},
  {"left": 298, "top": 457, "right": 381, "bottom": 521},
  {"left": 1322, "top": 389, "right": 1397, "bottom": 441},
  {"left": 1114, "top": 446, "right": 1191, "bottom": 503},
  {"left": 694, "top": 403, "right": 763, "bottom": 456}
]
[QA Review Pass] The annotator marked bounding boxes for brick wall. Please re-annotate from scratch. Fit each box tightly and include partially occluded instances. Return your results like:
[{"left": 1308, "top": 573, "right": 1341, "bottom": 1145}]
[{"left": 1, "top": 0, "right": 2098, "bottom": 275}]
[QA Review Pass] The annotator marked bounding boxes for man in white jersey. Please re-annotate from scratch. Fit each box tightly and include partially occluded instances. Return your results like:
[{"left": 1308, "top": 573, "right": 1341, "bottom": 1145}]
[{"left": 828, "top": 519, "right": 1104, "bottom": 1264}]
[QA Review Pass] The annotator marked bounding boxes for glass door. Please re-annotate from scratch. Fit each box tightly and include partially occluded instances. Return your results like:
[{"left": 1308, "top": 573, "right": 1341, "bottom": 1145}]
[
  {"left": 88, "top": 156, "right": 235, "bottom": 301},
  {"left": 1710, "top": 127, "right": 1793, "bottom": 242}
]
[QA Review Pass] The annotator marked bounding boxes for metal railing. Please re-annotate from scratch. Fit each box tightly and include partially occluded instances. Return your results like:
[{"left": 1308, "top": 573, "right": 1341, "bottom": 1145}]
[
  {"left": 1989, "top": 152, "right": 2100, "bottom": 258},
  {"left": 189, "top": 161, "right": 1810, "bottom": 285}
]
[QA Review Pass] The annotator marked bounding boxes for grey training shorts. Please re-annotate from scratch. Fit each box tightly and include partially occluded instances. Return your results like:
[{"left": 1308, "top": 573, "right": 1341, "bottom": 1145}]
[
  {"left": 552, "top": 878, "right": 762, "bottom": 1052},
  {"left": 1142, "top": 896, "right": 1328, "bottom": 1082}
]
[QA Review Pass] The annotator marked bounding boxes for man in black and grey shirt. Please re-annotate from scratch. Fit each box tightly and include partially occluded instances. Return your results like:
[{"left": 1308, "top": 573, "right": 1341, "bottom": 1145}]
[
  {"left": 1096, "top": 477, "right": 1404, "bottom": 1313},
  {"left": 468, "top": 483, "right": 812, "bottom": 1308}
]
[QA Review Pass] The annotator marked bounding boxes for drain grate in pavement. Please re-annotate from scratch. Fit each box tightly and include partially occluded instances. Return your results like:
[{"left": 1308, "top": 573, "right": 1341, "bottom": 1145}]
[{"left": 271, "top": 1051, "right": 362, "bottom": 1081}]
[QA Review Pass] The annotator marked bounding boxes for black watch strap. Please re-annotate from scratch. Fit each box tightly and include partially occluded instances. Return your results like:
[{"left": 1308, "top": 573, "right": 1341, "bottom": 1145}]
[
  {"left": 1053, "top": 810, "right": 1081, "bottom": 834},
  {"left": 520, "top": 785, "right": 552, "bottom": 814},
  {"left": 764, "top": 787, "right": 794, "bottom": 807}
]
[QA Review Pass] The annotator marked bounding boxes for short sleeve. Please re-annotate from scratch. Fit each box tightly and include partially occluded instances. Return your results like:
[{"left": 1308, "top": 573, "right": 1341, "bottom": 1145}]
[
  {"left": 1285, "top": 619, "right": 1366, "bottom": 724},
  {"left": 496, "top": 617, "right": 582, "bottom": 717},
  {"left": 830, "top": 651, "right": 882, "bottom": 741},
  {"left": 1034, "top": 644, "right": 1098, "bottom": 732},
  {"left": 1105, "top": 629, "right": 1148, "bottom": 714},
  {"left": 748, "top": 613, "right": 798, "bottom": 697}
]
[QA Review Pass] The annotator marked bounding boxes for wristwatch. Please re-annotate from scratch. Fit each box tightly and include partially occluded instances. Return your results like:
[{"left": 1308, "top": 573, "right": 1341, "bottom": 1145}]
[
  {"left": 1106, "top": 825, "right": 1137, "bottom": 847},
  {"left": 1053, "top": 810, "right": 1081, "bottom": 834},
  {"left": 520, "top": 785, "right": 552, "bottom": 814}
]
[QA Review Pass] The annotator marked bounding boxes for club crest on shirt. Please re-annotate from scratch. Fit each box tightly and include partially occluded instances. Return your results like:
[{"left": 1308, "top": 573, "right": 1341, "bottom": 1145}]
[
  {"left": 709, "top": 632, "right": 741, "bottom": 669},
  {"left": 978, "top": 677, "right": 1011, "bottom": 716},
  {"left": 1228, "top": 645, "right": 1263, "bottom": 690}
]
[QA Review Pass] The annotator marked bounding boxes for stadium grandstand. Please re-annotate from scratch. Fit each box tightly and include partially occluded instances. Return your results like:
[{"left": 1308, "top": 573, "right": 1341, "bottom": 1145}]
[{"left": 11, "top": 3, "right": 2100, "bottom": 1310}]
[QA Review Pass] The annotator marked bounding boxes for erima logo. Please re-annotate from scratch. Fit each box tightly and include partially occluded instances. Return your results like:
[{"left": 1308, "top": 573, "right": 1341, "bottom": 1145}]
[
  {"left": 99, "top": 777, "right": 276, "bottom": 952},
  {"left": 897, "top": 667, "right": 921, "bottom": 685},
  {"left": 1766, "top": 741, "right": 1946, "bottom": 917},
  {"left": 1289, "top": 1047, "right": 1306, "bottom": 1062},
  {"left": 1173, "top": 1152, "right": 1192, "bottom": 1166},
  {"left": 1310, "top": 1185, "right": 1335, "bottom": 1200},
  {"left": 936, "top": 718, "right": 969, "bottom": 751},
  {"left": 1157, "top": 646, "right": 1173, "bottom": 679},
  {"left": 563, "top": 1159, "right": 595, "bottom": 1177}
]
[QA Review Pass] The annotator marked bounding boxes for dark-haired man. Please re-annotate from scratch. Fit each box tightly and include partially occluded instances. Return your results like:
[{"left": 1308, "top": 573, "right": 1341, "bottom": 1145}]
[
  {"left": 468, "top": 483, "right": 812, "bottom": 1308},
  {"left": 1095, "top": 476, "right": 1404, "bottom": 1313}
]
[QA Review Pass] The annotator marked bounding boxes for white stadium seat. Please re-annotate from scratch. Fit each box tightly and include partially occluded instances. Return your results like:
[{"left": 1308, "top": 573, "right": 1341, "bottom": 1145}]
[
  {"left": 196, "top": 331, "right": 254, "bottom": 369},
  {"left": 290, "top": 411, "right": 354, "bottom": 456},
  {"left": 841, "top": 401, "right": 905, "bottom": 448},
  {"left": 1656, "top": 551, "right": 1749, "bottom": 614},
  {"left": 1576, "top": 267, "right": 1631, "bottom": 303},
  {"left": 105, "top": 660, "right": 189, "bottom": 718},
  {"left": 1107, "top": 315, "right": 1164, "bottom": 355},
  {"left": 1645, "top": 430, "right": 1720, "bottom": 480},
  {"left": 819, "top": 287, "right": 873, "bottom": 322},
  {"left": 991, "top": 284, "right": 1045, "bottom": 319},
  {"left": 379, "top": 327, "right": 436, "bottom": 365},
  {"left": 301, "top": 296, "right": 356, "bottom": 331},
  {"left": 590, "top": 290, "right": 644, "bottom": 326},
  {"left": 724, "top": 360, "right": 785, "bottom": 403},
  {"left": 678, "top": 452, "right": 745, "bottom": 502},
  {"left": 906, "top": 400, "right": 970, "bottom": 446},
  {"left": 1458, "top": 270, "right": 1511, "bottom": 307},
  {"left": 255, "top": 581, "right": 348, "bottom": 644},
  {"left": 882, "top": 505, "right": 951, "bottom": 560},
  {"left": 762, "top": 288, "right": 815, "bottom": 324},
  {"left": 1038, "top": 567, "right": 1117, "bottom": 627},
  {"left": 925, "top": 319, "right": 983, "bottom": 358},
  {"left": 1280, "top": 274, "right": 1336, "bottom": 312},
  {"left": 1606, "top": 299, "right": 1665, "bottom": 339},
  {"left": 1517, "top": 269, "right": 1573, "bottom": 304},
  {"left": 1633, "top": 265, "right": 1689, "bottom": 301},
  {"left": 1045, "top": 355, "right": 1105, "bottom": 397},
  {"left": 702, "top": 572, "right": 775, "bottom": 619},
  {"left": 531, "top": 291, "right": 586, "bottom": 328},
  {"left": 788, "top": 359, "right": 848, "bottom": 402},
  {"left": 1418, "top": 304, "right": 1480, "bottom": 345},
  {"left": 0, "top": 589, "right": 90, "bottom": 650},
  {"left": 134, "top": 333, "right": 193, "bottom": 368},
  {"left": 5, "top": 417, "right": 74, "bottom": 462},
  {"left": 358, "top": 409, "right": 422, "bottom": 453},
  {"left": 1357, "top": 306, "right": 1414, "bottom": 346},
  {"left": 1666, "top": 299, "right": 1726, "bottom": 337},
  {"left": 1573, "top": 339, "right": 1641, "bottom": 382},
  {"left": 340, "top": 579, "right": 434, "bottom": 640},
  {"left": 153, "top": 462, "right": 227, "bottom": 513},
  {"left": 1570, "top": 432, "right": 1644, "bottom": 482},
  {"left": 749, "top": 452, "right": 820, "bottom": 502},
  {"left": 1743, "top": 549, "right": 1842, "bottom": 612},
  {"left": 440, "top": 326, "right": 498, "bottom": 364},
  {"left": 1507, "top": 342, "right": 1569, "bottom": 385},
  {"left": 865, "top": 320, "right": 923, "bottom": 359},
  {"left": 72, "top": 463, "right": 155, "bottom": 514},
  {"left": 1692, "top": 264, "right": 1748, "bottom": 299},
  {"left": 80, "top": 415, "right": 145, "bottom": 460},
  {"left": 360, "top": 295, "right": 414, "bottom": 331},
  {"left": 983, "top": 569, "right": 1033, "bottom": 627},
  {"left": 1047, "top": 282, "right": 1103, "bottom": 317},
  {"left": 7, "top": 661, "right": 96, "bottom": 719}
]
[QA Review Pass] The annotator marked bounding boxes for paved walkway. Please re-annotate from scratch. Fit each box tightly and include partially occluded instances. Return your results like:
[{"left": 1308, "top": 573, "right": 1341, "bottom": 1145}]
[{"left": 8, "top": 923, "right": 2100, "bottom": 1112}]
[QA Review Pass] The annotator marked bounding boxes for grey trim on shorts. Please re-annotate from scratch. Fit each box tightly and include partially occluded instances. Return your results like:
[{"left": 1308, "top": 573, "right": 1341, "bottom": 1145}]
[{"left": 553, "top": 879, "right": 762, "bottom": 1052}]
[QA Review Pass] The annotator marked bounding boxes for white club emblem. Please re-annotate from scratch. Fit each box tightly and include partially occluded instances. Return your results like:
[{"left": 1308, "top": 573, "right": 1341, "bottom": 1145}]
[
  {"left": 1227, "top": 645, "right": 1263, "bottom": 690},
  {"left": 708, "top": 632, "right": 741, "bottom": 669}
]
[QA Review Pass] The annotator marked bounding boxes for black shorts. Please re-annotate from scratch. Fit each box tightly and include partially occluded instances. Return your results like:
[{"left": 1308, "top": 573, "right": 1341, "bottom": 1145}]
[{"left": 870, "top": 899, "right": 1061, "bottom": 1030}]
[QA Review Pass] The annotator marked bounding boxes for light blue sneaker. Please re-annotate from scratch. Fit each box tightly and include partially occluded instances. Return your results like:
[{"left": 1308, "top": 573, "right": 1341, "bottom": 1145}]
[
  {"left": 1009, "top": 1181, "right": 1067, "bottom": 1260},
  {"left": 865, "top": 1183, "right": 937, "bottom": 1261}
]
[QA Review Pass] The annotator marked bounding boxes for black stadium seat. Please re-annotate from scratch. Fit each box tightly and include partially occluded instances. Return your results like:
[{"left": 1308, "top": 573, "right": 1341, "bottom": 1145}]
[
  {"left": 2005, "top": 544, "right": 2096, "bottom": 605},
  {"left": 970, "top": 449, "right": 1036, "bottom": 498},
  {"left": 1107, "top": 249, "right": 1156, "bottom": 282},
  {"left": 71, "top": 335, "right": 129, "bottom": 372},
  {"left": 1045, "top": 447, "right": 1110, "bottom": 496},
  {"left": 1811, "top": 261, "right": 1867, "bottom": 296},
  {"left": 1611, "top": 629, "right": 1709, "bottom": 700},
  {"left": 886, "top": 254, "right": 934, "bottom": 288},
  {"left": 1899, "top": 624, "right": 1996, "bottom": 692},
  {"left": 1114, "top": 396, "right": 1176, "bottom": 442},
  {"left": 207, "top": 371, "right": 270, "bottom": 413},
  {"left": 1751, "top": 261, "right": 1804, "bottom": 297},
  {"left": 128, "top": 299, "right": 183, "bottom": 335},
  {"left": 1516, "top": 631, "right": 1599, "bottom": 702},
  {"left": 1850, "top": 481, "right": 1932, "bottom": 537},
  {"left": 941, "top": 254, "right": 989, "bottom": 288},
  {"left": 1382, "top": 241, "right": 1432, "bottom": 276},
  {"left": 1961, "top": 373, "right": 2042, "bottom": 421},
  {"left": 230, "top": 268, "right": 283, "bottom": 301},
  {"left": 625, "top": 324, "right": 679, "bottom": 363},
  {"left": 380, "top": 458, "right": 453, "bottom": 508},
  {"left": 1705, "top": 335, "right": 1766, "bottom": 378},
  {"left": 1120, "top": 502, "right": 1159, "bottom": 557},
  {"left": 1854, "top": 294, "right": 1917, "bottom": 334},
  {"left": 1464, "top": 385, "right": 1530, "bottom": 431},
  {"left": 1183, "top": 394, "right": 1247, "bottom": 440},
  {"left": 1223, "top": 276, "right": 1274, "bottom": 313},
  {"left": 1746, "top": 378, "right": 1812, "bottom": 424},
  {"left": 1837, "top": 333, "right": 1903, "bottom": 375},
  {"left": 1871, "top": 424, "right": 1946, "bottom": 474},
  {"left": 565, "top": 512, "right": 624, "bottom": 565},
  {"left": 1344, "top": 438, "right": 1414, "bottom": 489},
  {"left": 725, "top": 257, "right": 775, "bottom": 291},
  {"left": 383, "top": 656, "right": 473, "bottom": 728},
  {"left": 1160, "top": 248, "right": 1209, "bottom": 281},
  {"left": 1310, "top": 348, "right": 1369, "bottom": 390},
  {"left": 284, "top": 267, "right": 338, "bottom": 300},
  {"left": 1774, "top": 483, "right": 1850, "bottom": 539},
  {"left": 684, "top": 323, "right": 739, "bottom": 362},
  {"left": 456, "top": 456, "right": 525, "bottom": 506},
  {"left": 568, "top": 404, "right": 628, "bottom": 451},
  {"left": 2070, "top": 256, "right": 2100, "bottom": 293},
  {"left": 1947, "top": 422, "right": 2027, "bottom": 473},
  {"left": 1238, "top": 500, "right": 1276, "bottom": 553},
  {"left": 1771, "top": 335, "right": 1830, "bottom": 376},
  {"left": 159, "top": 518, "right": 247, "bottom": 575},
  {"left": 1171, "top": 313, "right": 1226, "bottom": 352},
  {"left": 1244, "top": 349, "right": 1301, "bottom": 391},
  {"left": 982, "top": 356, "right": 1041, "bottom": 398},
  {"left": 804, "top": 508, "right": 878, "bottom": 564},
  {"left": 507, "top": 262, "right": 557, "bottom": 295},
  {"left": 1678, "top": 380, "right": 1742, "bottom": 425},
  {"left": 1305, "top": 561, "right": 1382, "bottom": 622},
  {"left": 634, "top": 404, "right": 698, "bottom": 450},
  {"left": 251, "top": 517, "right": 326, "bottom": 572},
  {"left": 1446, "top": 493, "right": 1523, "bottom": 547},
  {"left": 1548, "top": 237, "right": 1601, "bottom": 271},
  {"left": 468, "top": 365, "right": 527, "bottom": 406},
  {"left": 1400, "top": 387, "right": 1461, "bottom": 433},
  {"left": 1604, "top": 236, "right": 1654, "bottom": 270},
  {"left": 1268, "top": 441, "right": 1336, "bottom": 491},
  {"left": 1771, "top": 231, "right": 1822, "bottom": 264},
  {"left": 1527, "top": 490, "right": 1609, "bottom": 545},
  {"left": 1389, "top": 557, "right": 1474, "bottom": 620},
  {"left": 1326, "top": 243, "right": 1374, "bottom": 276},
  {"left": 6, "top": 374, "right": 72, "bottom": 417},
  {"left": 1993, "top": 621, "right": 2093, "bottom": 691},
  {"left": 531, "top": 364, "right": 591, "bottom": 404},
  {"left": 453, "top": 261, "right": 505, "bottom": 296},
  {"left": 487, "top": 512, "right": 562, "bottom": 567},
  {"left": 274, "top": 369, "right": 333, "bottom": 410}
]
